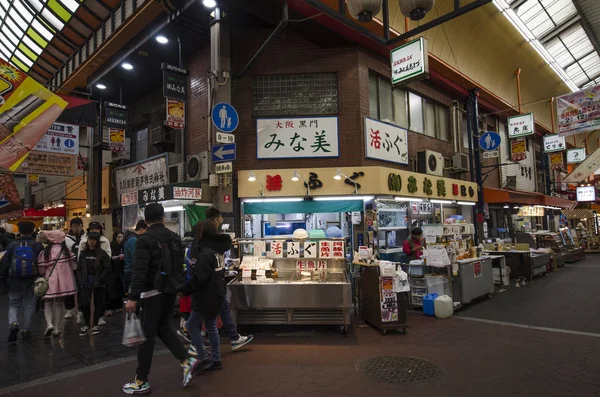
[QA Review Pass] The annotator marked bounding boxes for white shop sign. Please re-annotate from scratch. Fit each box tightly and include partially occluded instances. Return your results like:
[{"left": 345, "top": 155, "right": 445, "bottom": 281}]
[
  {"left": 364, "top": 118, "right": 408, "bottom": 165},
  {"left": 115, "top": 155, "right": 168, "bottom": 197},
  {"left": 390, "top": 37, "right": 428, "bottom": 85},
  {"left": 508, "top": 113, "right": 535, "bottom": 138},
  {"left": 566, "top": 148, "right": 586, "bottom": 164},
  {"left": 576, "top": 186, "right": 595, "bottom": 202},
  {"left": 543, "top": 135, "right": 566, "bottom": 153},
  {"left": 35, "top": 123, "right": 79, "bottom": 155},
  {"left": 257, "top": 117, "right": 339, "bottom": 159}
]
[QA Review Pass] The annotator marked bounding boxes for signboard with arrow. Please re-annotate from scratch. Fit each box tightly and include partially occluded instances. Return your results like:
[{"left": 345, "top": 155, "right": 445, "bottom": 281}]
[{"left": 212, "top": 143, "right": 236, "bottom": 163}]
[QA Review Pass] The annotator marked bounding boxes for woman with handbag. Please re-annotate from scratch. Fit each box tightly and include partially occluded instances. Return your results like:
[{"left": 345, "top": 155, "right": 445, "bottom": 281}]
[{"left": 37, "top": 229, "right": 77, "bottom": 338}]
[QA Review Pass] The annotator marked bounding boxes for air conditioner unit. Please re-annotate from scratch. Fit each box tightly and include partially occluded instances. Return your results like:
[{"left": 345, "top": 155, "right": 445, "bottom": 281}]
[
  {"left": 168, "top": 163, "right": 185, "bottom": 184},
  {"left": 452, "top": 152, "right": 469, "bottom": 173},
  {"left": 417, "top": 150, "right": 444, "bottom": 176},
  {"left": 187, "top": 151, "right": 209, "bottom": 181}
]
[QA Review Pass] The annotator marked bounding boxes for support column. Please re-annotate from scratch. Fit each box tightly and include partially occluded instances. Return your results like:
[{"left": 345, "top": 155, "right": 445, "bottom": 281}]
[
  {"left": 90, "top": 110, "right": 103, "bottom": 215},
  {"left": 467, "top": 89, "right": 484, "bottom": 244},
  {"left": 209, "top": 8, "right": 234, "bottom": 225}
]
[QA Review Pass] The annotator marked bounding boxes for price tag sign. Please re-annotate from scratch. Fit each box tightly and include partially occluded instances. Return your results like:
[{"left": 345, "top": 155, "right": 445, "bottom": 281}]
[
  {"left": 256, "top": 269, "right": 266, "bottom": 277},
  {"left": 242, "top": 268, "right": 252, "bottom": 278}
]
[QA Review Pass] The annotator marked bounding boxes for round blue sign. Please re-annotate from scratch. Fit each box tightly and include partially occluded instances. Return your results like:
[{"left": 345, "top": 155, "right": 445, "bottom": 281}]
[
  {"left": 211, "top": 102, "right": 239, "bottom": 133},
  {"left": 64, "top": 139, "right": 75, "bottom": 148},
  {"left": 479, "top": 131, "right": 501, "bottom": 151}
]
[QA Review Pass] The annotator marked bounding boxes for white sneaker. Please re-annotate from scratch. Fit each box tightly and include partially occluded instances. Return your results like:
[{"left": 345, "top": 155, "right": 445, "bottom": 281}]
[
  {"left": 188, "top": 345, "right": 198, "bottom": 356},
  {"left": 97, "top": 317, "right": 107, "bottom": 326},
  {"left": 231, "top": 334, "right": 253, "bottom": 351},
  {"left": 76, "top": 312, "right": 84, "bottom": 325},
  {"left": 64, "top": 310, "right": 74, "bottom": 320}
]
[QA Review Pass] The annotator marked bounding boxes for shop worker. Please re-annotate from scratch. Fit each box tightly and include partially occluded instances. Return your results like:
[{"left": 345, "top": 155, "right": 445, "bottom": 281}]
[
  {"left": 64, "top": 217, "right": 85, "bottom": 321},
  {"left": 403, "top": 227, "right": 424, "bottom": 262},
  {"left": 0, "top": 221, "right": 44, "bottom": 342},
  {"left": 123, "top": 203, "right": 198, "bottom": 395},
  {"left": 205, "top": 206, "right": 254, "bottom": 351}
]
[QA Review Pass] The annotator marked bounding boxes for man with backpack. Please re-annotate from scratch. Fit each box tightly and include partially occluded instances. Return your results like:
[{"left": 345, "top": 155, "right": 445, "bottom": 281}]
[
  {"left": 0, "top": 221, "right": 44, "bottom": 342},
  {"left": 123, "top": 203, "right": 198, "bottom": 395},
  {"left": 123, "top": 220, "right": 148, "bottom": 295}
]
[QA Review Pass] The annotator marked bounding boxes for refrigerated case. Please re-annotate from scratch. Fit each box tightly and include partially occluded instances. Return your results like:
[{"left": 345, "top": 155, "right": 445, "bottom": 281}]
[
  {"left": 531, "top": 232, "right": 568, "bottom": 268},
  {"left": 559, "top": 227, "right": 586, "bottom": 263}
]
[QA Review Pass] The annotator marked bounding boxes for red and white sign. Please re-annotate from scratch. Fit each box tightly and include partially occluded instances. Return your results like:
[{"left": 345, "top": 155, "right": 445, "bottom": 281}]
[
  {"left": 270, "top": 241, "right": 284, "bottom": 258},
  {"left": 77, "top": 156, "right": 87, "bottom": 170},
  {"left": 306, "top": 260, "right": 317, "bottom": 270},
  {"left": 121, "top": 191, "right": 138, "bottom": 207},
  {"left": 223, "top": 195, "right": 231, "bottom": 204},
  {"left": 173, "top": 187, "right": 202, "bottom": 200},
  {"left": 473, "top": 261, "right": 482, "bottom": 278},
  {"left": 332, "top": 241, "right": 345, "bottom": 259},
  {"left": 318, "top": 260, "right": 327, "bottom": 270},
  {"left": 303, "top": 242, "right": 317, "bottom": 258},
  {"left": 319, "top": 241, "right": 333, "bottom": 258},
  {"left": 166, "top": 98, "right": 185, "bottom": 129}
]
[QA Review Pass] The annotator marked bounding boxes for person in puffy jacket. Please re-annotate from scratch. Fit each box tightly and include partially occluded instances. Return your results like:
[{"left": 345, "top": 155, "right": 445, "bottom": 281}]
[
  {"left": 76, "top": 232, "right": 111, "bottom": 337},
  {"left": 123, "top": 220, "right": 148, "bottom": 294},
  {"left": 63, "top": 217, "right": 85, "bottom": 321},
  {"left": 37, "top": 229, "right": 77, "bottom": 338}
]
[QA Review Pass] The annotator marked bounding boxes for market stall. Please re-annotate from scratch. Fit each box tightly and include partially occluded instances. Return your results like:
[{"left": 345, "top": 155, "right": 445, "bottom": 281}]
[{"left": 561, "top": 209, "right": 599, "bottom": 253}]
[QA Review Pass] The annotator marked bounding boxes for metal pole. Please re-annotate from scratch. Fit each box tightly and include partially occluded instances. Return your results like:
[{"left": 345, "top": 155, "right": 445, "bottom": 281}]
[
  {"left": 468, "top": 89, "right": 484, "bottom": 244},
  {"left": 91, "top": 102, "right": 103, "bottom": 215},
  {"left": 177, "top": 37, "right": 182, "bottom": 68}
]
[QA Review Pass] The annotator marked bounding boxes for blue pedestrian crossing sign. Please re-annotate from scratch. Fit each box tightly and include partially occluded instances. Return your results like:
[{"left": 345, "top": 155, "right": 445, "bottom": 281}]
[
  {"left": 211, "top": 102, "right": 239, "bottom": 133},
  {"left": 212, "top": 143, "right": 236, "bottom": 163},
  {"left": 479, "top": 131, "right": 501, "bottom": 151}
]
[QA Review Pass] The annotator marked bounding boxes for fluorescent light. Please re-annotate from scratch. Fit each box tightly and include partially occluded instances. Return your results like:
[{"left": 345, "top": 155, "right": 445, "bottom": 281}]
[
  {"left": 244, "top": 198, "right": 303, "bottom": 203},
  {"left": 314, "top": 196, "right": 373, "bottom": 201},
  {"left": 164, "top": 205, "right": 184, "bottom": 212},
  {"left": 156, "top": 35, "right": 168, "bottom": 44},
  {"left": 333, "top": 169, "right": 342, "bottom": 180},
  {"left": 57, "top": 203, "right": 65, "bottom": 208},
  {"left": 96, "top": 83, "right": 106, "bottom": 90},
  {"left": 395, "top": 196, "right": 422, "bottom": 202},
  {"left": 431, "top": 199, "right": 453, "bottom": 204},
  {"left": 248, "top": 171, "right": 256, "bottom": 182},
  {"left": 121, "top": 62, "right": 133, "bottom": 70},
  {"left": 291, "top": 171, "right": 300, "bottom": 182},
  {"left": 503, "top": 205, "right": 509, "bottom": 209},
  {"left": 202, "top": 0, "right": 217, "bottom": 7},
  {"left": 457, "top": 201, "right": 476, "bottom": 206}
]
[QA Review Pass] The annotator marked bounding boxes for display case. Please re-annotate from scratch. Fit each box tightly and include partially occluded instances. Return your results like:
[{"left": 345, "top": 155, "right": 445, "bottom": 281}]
[
  {"left": 374, "top": 200, "right": 408, "bottom": 262},
  {"left": 559, "top": 227, "right": 586, "bottom": 263},
  {"left": 532, "top": 232, "right": 568, "bottom": 268},
  {"left": 228, "top": 239, "right": 352, "bottom": 332}
]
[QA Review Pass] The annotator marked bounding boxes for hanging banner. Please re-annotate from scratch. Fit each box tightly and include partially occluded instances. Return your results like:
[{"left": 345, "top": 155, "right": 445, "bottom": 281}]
[
  {"left": 27, "top": 174, "right": 39, "bottom": 186},
  {"left": 104, "top": 102, "right": 127, "bottom": 129},
  {"left": 543, "top": 134, "right": 566, "bottom": 153},
  {"left": 35, "top": 122, "right": 79, "bottom": 155},
  {"left": 0, "top": 59, "right": 68, "bottom": 171},
  {"left": 390, "top": 37, "right": 429, "bottom": 86},
  {"left": 162, "top": 63, "right": 188, "bottom": 101},
  {"left": 15, "top": 152, "right": 77, "bottom": 177},
  {"left": 114, "top": 154, "right": 168, "bottom": 197},
  {"left": 511, "top": 139, "right": 527, "bottom": 162},
  {"left": 364, "top": 118, "right": 409, "bottom": 165},
  {"left": 566, "top": 148, "right": 586, "bottom": 164},
  {"left": 549, "top": 152, "right": 564, "bottom": 170},
  {"left": 508, "top": 113, "right": 535, "bottom": 138},
  {"left": 166, "top": 98, "right": 185, "bottom": 129},
  {"left": 557, "top": 85, "right": 600, "bottom": 136},
  {"left": 109, "top": 128, "right": 125, "bottom": 152}
]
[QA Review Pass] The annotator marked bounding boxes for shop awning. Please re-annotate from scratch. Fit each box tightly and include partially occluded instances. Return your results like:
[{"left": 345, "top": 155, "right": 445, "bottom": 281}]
[
  {"left": 243, "top": 200, "right": 364, "bottom": 215},
  {"left": 542, "top": 195, "right": 576, "bottom": 209},
  {"left": 561, "top": 209, "right": 593, "bottom": 219},
  {"left": 484, "top": 188, "right": 542, "bottom": 205},
  {"left": 23, "top": 208, "right": 66, "bottom": 218}
]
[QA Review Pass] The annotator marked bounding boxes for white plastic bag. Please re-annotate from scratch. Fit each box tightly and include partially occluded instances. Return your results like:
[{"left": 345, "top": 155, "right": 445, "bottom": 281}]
[{"left": 122, "top": 313, "right": 146, "bottom": 347}]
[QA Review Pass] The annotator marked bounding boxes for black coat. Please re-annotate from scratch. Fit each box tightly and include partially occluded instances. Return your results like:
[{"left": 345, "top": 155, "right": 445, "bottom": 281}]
[
  {"left": 106, "top": 241, "right": 125, "bottom": 300},
  {"left": 76, "top": 248, "right": 111, "bottom": 289},
  {"left": 129, "top": 223, "right": 182, "bottom": 300},
  {"left": 190, "top": 234, "right": 232, "bottom": 318}
]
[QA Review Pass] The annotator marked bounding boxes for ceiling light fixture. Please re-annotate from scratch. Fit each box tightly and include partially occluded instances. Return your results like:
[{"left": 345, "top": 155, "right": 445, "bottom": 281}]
[
  {"left": 95, "top": 83, "right": 106, "bottom": 90},
  {"left": 457, "top": 201, "right": 476, "bottom": 206},
  {"left": 248, "top": 171, "right": 256, "bottom": 182},
  {"left": 430, "top": 199, "right": 453, "bottom": 204},
  {"left": 156, "top": 35, "right": 168, "bottom": 44},
  {"left": 202, "top": 0, "right": 217, "bottom": 8},
  {"left": 121, "top": 62, "right": 133, "bottom": 70},
  {"left": 395, "top": 196, "right": 423, "bottom": 202}
]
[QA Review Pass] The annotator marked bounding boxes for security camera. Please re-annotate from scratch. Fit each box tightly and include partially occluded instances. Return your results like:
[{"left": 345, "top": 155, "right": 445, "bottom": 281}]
[
  {"left": 400, "top": 0, "right": 435, "bottom": 21},
  {"left": 347, "top": 0, "right": 383, "bottom": 22}
]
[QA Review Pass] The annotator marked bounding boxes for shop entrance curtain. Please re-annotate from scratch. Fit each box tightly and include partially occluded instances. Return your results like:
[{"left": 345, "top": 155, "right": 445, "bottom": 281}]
[
  {"left": 185, "top": 204, "right": 211, "bottom": 226},
  {"left": 243, "top": 200, "right": 364, "bottom": 215}
]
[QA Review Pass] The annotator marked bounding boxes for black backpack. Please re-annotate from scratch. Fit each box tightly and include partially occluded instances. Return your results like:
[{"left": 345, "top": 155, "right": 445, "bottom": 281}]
[{"left": 146, "top": 232, "right": 186, "bottom": 294}]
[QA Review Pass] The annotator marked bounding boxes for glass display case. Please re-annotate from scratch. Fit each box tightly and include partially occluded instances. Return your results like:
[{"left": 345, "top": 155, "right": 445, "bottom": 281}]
[
  {"left": 558, "top": 228, "right": 586, "bottom": 263},
  {"left": 374, "top": 200, "right": 408, "bottom": 262}
]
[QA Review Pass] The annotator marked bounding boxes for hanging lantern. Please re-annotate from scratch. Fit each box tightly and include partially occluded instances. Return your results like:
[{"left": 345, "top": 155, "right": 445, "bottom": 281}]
[
  {"left": 347, "top": 0, "right": 383, "bottom": 22},
  {"left": 399, "top": 0, "right": 435, "bottom": 21}
]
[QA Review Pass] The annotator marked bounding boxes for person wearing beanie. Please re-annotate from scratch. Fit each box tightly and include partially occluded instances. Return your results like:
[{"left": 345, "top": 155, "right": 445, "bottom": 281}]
[{"left": 37, "top": 230, "right": 77, "bottom": 338}]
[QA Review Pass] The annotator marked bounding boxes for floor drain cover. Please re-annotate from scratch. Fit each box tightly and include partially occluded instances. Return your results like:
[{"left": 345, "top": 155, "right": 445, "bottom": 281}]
[{"left": 357, "top": 356, "right": 442, "bottom": 384}]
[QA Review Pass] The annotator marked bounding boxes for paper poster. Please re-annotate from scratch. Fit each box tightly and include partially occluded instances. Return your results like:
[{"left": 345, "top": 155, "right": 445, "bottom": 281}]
[
  {"left": 109, "top": 128, "right": 125, "bottom": 152},
  {"left": 332, "top": 241, "right": 345, "bottom": 259},
  {"left": 318, "top": 260, "right": 327, "bottom": 269},
  {"left": 319, "top": 241, "right": 333, "bottom": 258},
  {"left": 549, "top": 152, "right": 564, "bottom": 170},
  {"left": 473, "top": 261, "right": 482, "bottom": 278},
  {"left": 306, "top": 260, "right": 317, "bottom": 270},
  {"left": 511, "top": 139, "right": 527, "bottom": 162},
  {"left": 287, "top": 242, "right": 300, "bottom": 258},
  {"left": 166, "top": 97, "right": 185, "bottom": 129},
  {"left": 557, "top": 85, "right": 600, "bottom": 136},
  {"left": 253, "top": 241, "right": 266, "bottom": 257},
  {"left": 303, "top": 242, "right": 317, "bottom": 258},
  {"left": 269, "top": 241, "right": 284, "bottom": 258},
  {"left": 380, "top": 277, "right": 398, "bottom": 323},
  {"left": 296, "top": 260, "right": 306, "bottom": 270}
]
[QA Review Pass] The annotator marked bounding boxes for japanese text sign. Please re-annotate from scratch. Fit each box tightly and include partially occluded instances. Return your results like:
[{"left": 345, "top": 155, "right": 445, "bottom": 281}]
[
  {"left": 318, "top": 260, "right": 327, "bottom": 269},
  {"left": 162, "top": 63, "right": 188, "bottom": 101},
  {"left": 257, "top": 117, "right": 339, "bottom": 159},
  {"left": 121, "top": 191, "right": 138, "bottom": 207},
  {"left": 303, "top": 242, "right": 317, "bottom": 258},
  {"left": 319, "top": 241, "right": 333, "bottom": 259},
  {"left": 511, "top": 139, "right": 527, "bottom": 162},
  {"left": 35, "top": 123, "right": 79, "bottom": 155},
  {"left": 253, "top": 241, "right": 266, "bottom": 257},
  {"left": 166, "top": 98, "right": 185, "bottom": 129},
  {"left": 390, "top": 37, "right": 428, "bottom": 85},
  {"left": 16, "top": 151, "right": 76, "bottom": 177},
  {"left": 543, "top": 134, "right": 566, "bottom": 153},
  {"left": 364, "top": 118, "right": 408, "bottom": 165},
  {"left": 287, "top": 242, "right": 300, "bottom": 258},
  {"left": 115, "top": 155, "right": 168, "bottom": 197},
  {"left": 566, "top": 148, "right": 586, "bottom": 164},
  {"left": 576, "top": 186, "right": 595, "bottom": 202},
  {"left": 137, "top": 182, "right": 202, "bottom": 203},
  {"left": 332, "top": 241, "right": 345, "bottom": 259},
  {"left": 109, "top": 128, "right": 125, "bottom": 152},
  {"left": 557, "top": 85, "right": 600, "bottom": 137},
  {"left": 270, "top": 241, "right": 284, "bottom": 258},
  {"left": 104, "top": 102, "right": 127, "bottom": 129},
  {"left": 139, "top": 186, "right": 167, "bottom": 204},
  {"left": 549, "top": 152, "right": 564, "bottom": 170},
  {"left": 508, "top": 113, "right": 534, "bottom": 138},
  {"left": 173, "top": 186, "right": 202, "bottom": 200}
]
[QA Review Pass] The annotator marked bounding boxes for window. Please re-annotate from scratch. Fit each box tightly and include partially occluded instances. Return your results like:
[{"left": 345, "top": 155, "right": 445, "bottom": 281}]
[
  {"left": 253, "top": 73, "right": 339, "bottom": 117},
  {"left": 368, "top": 72, "right": 449, "bottom": 140}
]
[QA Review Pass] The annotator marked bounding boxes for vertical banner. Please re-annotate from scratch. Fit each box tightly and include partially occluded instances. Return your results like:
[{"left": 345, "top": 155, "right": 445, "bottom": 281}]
[
  {"left": 166, "top": 98, "right": 185, "bottom": 129},
  {"left": 511, "top": 139, "right": 527, "bottom": 162},
  {"left": 109, "top": 128, "right": 125, "bottom": 152},
  {"left": 0, "top": 59, "right": 68, "bottom": 171},
  {"left": 27, "top": 174, "right": 39, "bottom": 186},
  {"left": 549, "top": 152, "right": 564, "bottom": 170},
  {"left": 162, "top": 63, "right": 188, "bottom": 101},
  {"left": 104, "top": 102, "right": 127, "bottom": 128}
]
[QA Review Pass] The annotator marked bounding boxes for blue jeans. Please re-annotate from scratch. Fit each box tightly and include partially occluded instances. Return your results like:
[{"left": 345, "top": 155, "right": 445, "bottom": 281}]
[
  {"left": 187, "top": 311, "right": 220, "bottom": 362},
  {"left": 219, "top": 296, "right": 239, "bottom": 342},
  {"left": 8, "top": 278, "right": 36, "bottom": 331}
]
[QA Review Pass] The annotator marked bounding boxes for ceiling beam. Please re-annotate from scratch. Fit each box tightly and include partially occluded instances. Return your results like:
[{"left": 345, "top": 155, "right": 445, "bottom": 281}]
[
  {"left": 539, "top": 14, "right": 581, "bottom": 45},
  {"left": 572, "top": 0, "right": 600, "bottom": 59},
  {"left": 510, "top": 0, "right": 528, "bottom": 10}
]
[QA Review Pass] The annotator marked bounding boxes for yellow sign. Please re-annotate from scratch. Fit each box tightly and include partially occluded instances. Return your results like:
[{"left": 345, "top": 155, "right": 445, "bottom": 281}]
[
  {"left": 27, "top": 174, "right": 39, "bottom": 186},
  {"left": 549, "top": 152, "right": 564, "bottom": 170},
  {"left": 511, "top": 139, "right": 527, "bottom": 162},
  {"left": 237, "top": 166, "right": 478, "bottom": 202},
  {"left": 519, "top": 206, "right": 544, "bottom": 217},
  {"left": 109, "top": 128, "right": 125, "bottom": 152},
  {"left": 0, "top": 60, "right": 67, "bottom": 172}
]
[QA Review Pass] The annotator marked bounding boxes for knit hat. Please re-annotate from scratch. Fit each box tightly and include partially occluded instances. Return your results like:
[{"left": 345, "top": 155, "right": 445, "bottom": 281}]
[{"left": 47, "top": 229, "right": 65, "bottom": 244}]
